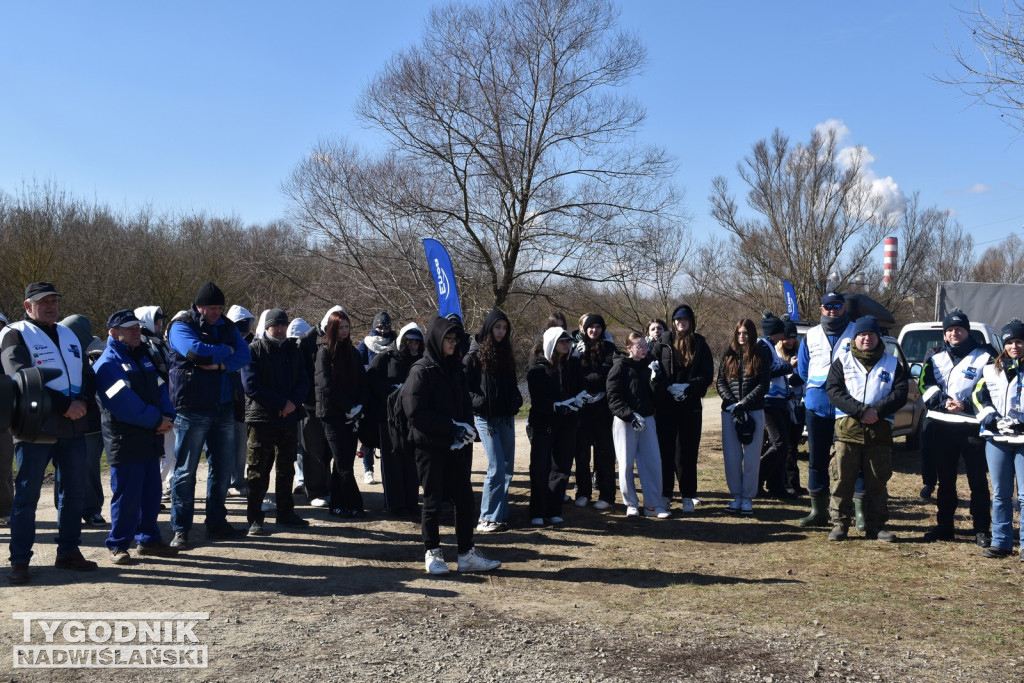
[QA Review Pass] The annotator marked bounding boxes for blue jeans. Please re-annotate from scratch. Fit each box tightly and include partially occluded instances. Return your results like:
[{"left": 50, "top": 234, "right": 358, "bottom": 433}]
[
  {"left": 9, "top": 437, "right": 87, "bottom": 564},
  {"left": 107, "top": 458, "right": 163, "bottom": 550},
  {"left": 171, "top": 404, "right": 235, "bottom": 533},
  {"left": 475, "top": 416, "right": 515, "bottom": 523},
  {"left": 985, "top": 440, "right": 1024, "bottom": 552}
]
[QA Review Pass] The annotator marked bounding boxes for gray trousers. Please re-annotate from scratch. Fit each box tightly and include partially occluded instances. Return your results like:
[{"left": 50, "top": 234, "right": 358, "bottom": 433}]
[{"left": 611, "top": 415, "right": 664, "bottom": 510}]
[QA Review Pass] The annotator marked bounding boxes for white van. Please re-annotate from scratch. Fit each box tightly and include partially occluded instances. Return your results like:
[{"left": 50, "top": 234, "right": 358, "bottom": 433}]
[{"left": 897, "top": 321, "right": 1000, "bottom": 367}]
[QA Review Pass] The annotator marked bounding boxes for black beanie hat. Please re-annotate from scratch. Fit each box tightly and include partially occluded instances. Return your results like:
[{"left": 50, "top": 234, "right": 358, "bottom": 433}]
[
  {"left": 942, "top": 308, "right": 970, "bottom": 332},
  {"left": 264, "top": 308, "right": 289, "bottom": 328},
  {"left": 852, "top": 315, "right": 881, "bottom": 337},
  {"left": 373, "top": 311, "right": 392, "bottom": 330},
  {"left": 760, "top": 310, "right": 784, "bottom": 337},
  {"left": 581, "top": 313, "right": 606, "bottom": 333},
  {"left": 195, "top": 282, "right": 225, "bottom": 307},
  {"left": 1001, "top": 318, "right": 1024, "bottom": 344},
  {"left": 780, "top": 314, "right": 798, "bottom": 339}
]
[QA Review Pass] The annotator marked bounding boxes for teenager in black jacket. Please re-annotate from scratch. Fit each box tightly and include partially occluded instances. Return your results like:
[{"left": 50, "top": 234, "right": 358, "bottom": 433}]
[
  {"left": 527, "top": 327, "right": 584, "bottom": 525},
  {"left": 716, "top": 319, "right": 772, "bottom": 515},
  {"left": 314, "top": 310, "right": 368, "bottom": 518},
  {"left": 573, "top": 313, "right": 619, "bottom": 509},
  {"left": 651, "top": 304, "right": 714, "bottom": 512},
  {"left": 403, "top": 316, "right": 500, "bottom": 575},
  {"left": 463, "top": 309, "right": 523, "bottom": 532},
  {"left": 607, "top": 331, "right": 670, "bottom": 518},
  {"left": 367, "top": 322, "right": 424, "bottom": 515}
]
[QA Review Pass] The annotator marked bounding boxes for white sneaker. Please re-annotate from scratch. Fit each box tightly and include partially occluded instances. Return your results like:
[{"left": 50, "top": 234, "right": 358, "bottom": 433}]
[
  {"left": 592, "top": 499, "right": 611, "bottom": 510},
  {"left": 457, "top": 547, "right": 501, "bottom": 573},
  {"left": 261, "top": 495, "right": 276, "bottom": 512},
  {"left": 530, "top": 517, "right": 545, "bottom": 526},
  {"left": 625, "top": 506, "right": 640, "bottom": 517},
  {"left": 548, "top": 516, "right": 564, "bottom": 524},
  {"left": 425, "top": 548, "right": 449, "bottom": 574},
  {"left": 574, "top": 496, "right": 588, "bottom": 507},
  {"left": 475, "top": 520, "right": 504, "bottom": 533},
  {"left": 310, "top": 498, "right": 329, "bottom": 508},
  {"left": 364, "top": 471, "right": 375, "bottom": 485},
  {"left": 654, "top": 507, "right": 671, "bottom": 519},
  {"left": 681, "top": 498, "right": 695, "bottom": 513}
]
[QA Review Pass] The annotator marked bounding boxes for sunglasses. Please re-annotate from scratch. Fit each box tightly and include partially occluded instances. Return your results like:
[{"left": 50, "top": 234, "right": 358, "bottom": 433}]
[{"left": 822, "top": 303, "right": 844, "bottom": 311}]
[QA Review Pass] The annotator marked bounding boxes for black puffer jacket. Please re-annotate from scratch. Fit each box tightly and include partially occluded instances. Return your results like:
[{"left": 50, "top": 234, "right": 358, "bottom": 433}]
[
  {"left": 241, "top": 336, "right": 309, "bottom": 425},
  {"left": 314, "top": 337, "right": 367, "bottom": 421},
  {"left": 577, "top": 338, "right": 618, "bottom": 395},
  {"left": 463, "top": 309, "right": 523, "bottom": 418},
  {"left": 650, "top": 328, "right": 714, "bottom": 410},
  {"left": 606, "top": 355, "right": 667, "bottom": 420},
  {"left": 526, "top": 345, "right": 583, "bottom": 430},
  {"left": 403, "top": 317, "right": 472, "bottom": 450},
  {"left": 716, "top": 344, "right": 772, "bottom": 412}
]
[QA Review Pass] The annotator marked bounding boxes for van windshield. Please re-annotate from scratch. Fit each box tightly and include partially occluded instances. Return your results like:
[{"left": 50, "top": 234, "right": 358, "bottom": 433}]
[{"left": 901, "top": 329, "right": 988, "bottom": 364}]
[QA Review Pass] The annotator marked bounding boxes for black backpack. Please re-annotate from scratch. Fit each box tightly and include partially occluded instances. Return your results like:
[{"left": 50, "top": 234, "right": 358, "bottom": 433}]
[{"left": 385, "top": 382, "right": 411, "bottom": 455}]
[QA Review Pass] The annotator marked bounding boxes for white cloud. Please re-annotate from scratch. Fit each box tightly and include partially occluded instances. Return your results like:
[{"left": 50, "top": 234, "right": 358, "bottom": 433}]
[{"left": 819, "top": 119, "right": 906, "bottom": 217}]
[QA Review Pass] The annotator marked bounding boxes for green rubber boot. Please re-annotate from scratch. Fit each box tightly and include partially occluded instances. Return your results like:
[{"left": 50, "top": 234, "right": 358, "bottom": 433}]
[
  {"left": 798, "top": 492, "right": 829, "bottom": 528},
  {"left": 854, "top": 496, "right": 866, "bottom": 532}
]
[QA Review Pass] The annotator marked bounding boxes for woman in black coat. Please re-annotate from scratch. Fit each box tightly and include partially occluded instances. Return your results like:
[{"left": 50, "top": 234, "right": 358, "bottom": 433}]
[
  {"left": 651, "top": 304, "right": 714, "bottom": 512},
  {"left": 403, "top": 316, "right": 500, "bottom": 575},
  {"left": 315, "top": 310, "right": 367, "bottom": 518},
  {"left": 367, "top": 322, "right": 424, "bottom": 515},
  {"left": 573, "top": 313, "right": 619, "bottom": 509}
]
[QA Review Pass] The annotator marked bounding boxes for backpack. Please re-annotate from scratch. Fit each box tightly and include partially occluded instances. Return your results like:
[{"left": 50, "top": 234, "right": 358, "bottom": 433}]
[{"left": 385, "top": 382, "right": 411, "bottom": 456}]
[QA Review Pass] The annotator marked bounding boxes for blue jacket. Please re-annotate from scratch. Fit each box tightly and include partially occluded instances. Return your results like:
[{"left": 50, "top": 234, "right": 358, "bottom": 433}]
[
  {"left": 94, "top": 337, "right": 175, "bottom": 465},
  {"left": 797, "top": 332, "right": 838, "bottom": 418},
  {"left": 168, "top": 307, "right": 252, "bottom": 411}
]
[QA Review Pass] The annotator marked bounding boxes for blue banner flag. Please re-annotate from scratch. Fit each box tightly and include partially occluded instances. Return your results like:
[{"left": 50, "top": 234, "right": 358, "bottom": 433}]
[
  {"left": 422, "top": 238, "right": 463, "bottom": 320},
  {"left": 782, "top": 280, "right": 799, "bottom": 321}
]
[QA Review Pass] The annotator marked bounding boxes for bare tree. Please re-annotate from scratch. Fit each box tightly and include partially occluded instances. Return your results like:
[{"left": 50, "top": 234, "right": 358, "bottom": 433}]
[
  {"left": 941, "top": 1, "right": 1024, "bottom": 133},
  {"left": 709, "top": 127, "right": 900, "bottom": 316},
  {"left": 331, "top": 0, "right": 683, "bottom": 311},
  {"left": 973, "top": 233, "right": 1024, "bottom": 283}
]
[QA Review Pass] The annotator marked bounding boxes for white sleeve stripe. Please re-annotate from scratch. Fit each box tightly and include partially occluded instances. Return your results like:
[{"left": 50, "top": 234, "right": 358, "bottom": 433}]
[
  {"left": 922, "top": 386, "right": 940, "bottom": 401},
  {"left": 105, "top": 379, "right": 127, "bottom": 399}
]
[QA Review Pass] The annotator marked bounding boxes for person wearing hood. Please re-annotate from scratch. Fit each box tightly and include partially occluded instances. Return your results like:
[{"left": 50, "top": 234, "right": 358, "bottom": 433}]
[
  {"left": 776, "top": 316, "right": 807, "bottom": 495},
  {"left": 919, "top": 308, "right": 995, "bottom": 545},
  {"left": 225, "top": 305, "right": 256, "bottom": 497},
  {"left": 825, "top": 316, "right": 908, "bottom": 542},
  {"left": 0, "top": 312, "right": 11, "bottom": 526},
  {"left": 756, "top": 311, "right": 797, "bottom": 499},
  {"left": 572, "top": 313, "right": 620, "bottom": 510},
  {"left": 354, "top": 311, "right": 395, "bottom": 486},
  {"left": 795, "top": 291, "right": 857, "bottom": 528},
  {"left": 972, "top": 319, "right": 1024, "bottom": 560},
  {"left": 2, "top": 282, "right": 99, "bottom": 584},
  {"left": 650, "top": 304, "right": 714, "bottom": 513},
  {"left": 368, "top": 322, "right": 425, "bottom": 515},
  {"left": 240, "top": 309, "right": 310, "bottom": 536},
  {"left": 403, "top": 316, "right": 500, "bottom": 574},
  {"left": 464, "top": 310, "right": 523, "bottom": 532},
  {"left": 717, "top": 319, "right": 772, "bottom": 515},
  {"left": 315, "top": 309, "right": 369, "bottom": 518},
  {"left": 527, "top": 327, "right": 584, "bottom": 525},
  {"left": 607, "top": 330, "right": 671, "bottom": 518},
  {"left": 135, "top": 305, "right": 177, "bottom": 502},
  {"left": 297, "top": 305, "right": 345, "bottom": 507},
  {"left": 94, "top": 310, "right": 179, "bottom": 564},
  {"left": 167, "top": 282, "right": 252, "bottom": 549},
  {"left": 58, "top": 313, "right": 107, "bottom": 528}
]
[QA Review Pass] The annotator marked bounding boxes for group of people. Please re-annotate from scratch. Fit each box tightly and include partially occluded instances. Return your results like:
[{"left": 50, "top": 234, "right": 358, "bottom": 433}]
[{"left": 2, "top": 281, "right": 1021, "bottom": 585}]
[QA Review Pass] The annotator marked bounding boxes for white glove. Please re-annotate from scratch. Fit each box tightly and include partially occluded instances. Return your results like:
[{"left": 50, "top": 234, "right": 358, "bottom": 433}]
[
  {"left": 575, "top": 340, "right": 587, "bottom": 355},
  {"left": 571, "top": 390, "right": 587, "bottom": 409},
  {"left": 453, "top": 420, "right": 477, "bottom": 444},
  {"left": 345, "top": 404, "right": 363, "bottom": 420},
  {"left": 630, "top": 413, "right": 646, "bottom": 432},
  {"left": 583, "top": 391, "right": 606, "bottom": 404},
  {"left": 392, "top": 383, "right": 403, "bottom": 390},
  {"left": 554, "top": 398, "right": 581, "bottom": 414},
  {"left": 997, "top": 416, "right": 1020, "bottom": 435},
  {"left": 649, "top": 360, "right": 662, "bottom": 381}
]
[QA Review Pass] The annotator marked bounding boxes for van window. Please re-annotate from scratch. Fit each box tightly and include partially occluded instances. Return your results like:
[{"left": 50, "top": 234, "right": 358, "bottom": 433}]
[{"left": 900, "top": 329, "right": 988, "bottom": 364}]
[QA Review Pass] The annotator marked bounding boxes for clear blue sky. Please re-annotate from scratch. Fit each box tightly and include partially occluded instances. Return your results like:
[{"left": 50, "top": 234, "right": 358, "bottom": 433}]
[{"left": 1, "top": 1, "right": 1020, "bottom": 256}]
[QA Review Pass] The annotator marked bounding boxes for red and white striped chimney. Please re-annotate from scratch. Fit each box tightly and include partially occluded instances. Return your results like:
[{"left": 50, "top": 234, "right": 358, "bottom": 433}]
[{"left": 882, "top": 237, "right": 897, "bottom": 289}]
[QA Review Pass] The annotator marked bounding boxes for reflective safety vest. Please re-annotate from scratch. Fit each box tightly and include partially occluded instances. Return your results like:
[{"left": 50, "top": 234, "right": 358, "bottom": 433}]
[
  {"left": 759, "top": 337, "right": 789, "bottom": 401},
  {"left": 835, "top": 352, "right": 899, "bottom": 423},
  {"left": 2, "top": 320, "right": 84, "bottom": 396},
  {"left": 977, "top": 363, "right": 1024, "bottom": 443},
  {"left": 923, "top": 347, "right": 991, "bottom": 423},
  {"left": 804, "top": 323, "right": 854, "bottom": 389}
]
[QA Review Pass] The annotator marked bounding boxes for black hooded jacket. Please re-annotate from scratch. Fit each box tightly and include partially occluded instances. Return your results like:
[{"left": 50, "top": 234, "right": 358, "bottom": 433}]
[
  {"left": 526, "top": 343, "right": 583, "bottom": 430},
  {"left": 402, "top": 316, "right": 472, "bottom": 450},
  {"left": 606, "top": 355, "right": 668, "bottom": 420},
  {"left": 649, "top": 307, "right": 714, "bottom": 410},
  {"left": 314, "top": 336, "right": 367, "bottom": 421},
  {"left": 463, "top": 309, "right": 523, "bottom": 418}
]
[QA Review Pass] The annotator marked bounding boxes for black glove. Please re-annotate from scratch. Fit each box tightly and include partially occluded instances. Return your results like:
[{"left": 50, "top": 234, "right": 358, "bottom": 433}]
[
  {"left": 924, "top": 390, "right": 949, "bottom": 410},
  {"left": 732, "top": 405, "right": 747, "bottom": 422},
  {"left": 555, "top": 403, "right": 573, "bottom": 415},
  {"left": 981, "top": 413, "right": 1000, "bottom": 432},
  {"left": 787, "top": 374, "right": 805, "bottom": 388},
  {"left": 451, "top": 423, "right": 471, "bottom": 442}
]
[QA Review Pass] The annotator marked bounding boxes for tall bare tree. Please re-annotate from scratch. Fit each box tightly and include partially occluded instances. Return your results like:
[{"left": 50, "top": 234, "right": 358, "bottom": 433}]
[
  {"left": 973, "top": 233, "right": 1024, "bottom": 283},
  {"left": 310, "top": 0, "right": 684, "bottom": 312},
  {"left": 941, "top": 1, "right": 1024, "bottom": 133},
  {"left": 709, "top": 126, "right": 900, "bottom": 316}
]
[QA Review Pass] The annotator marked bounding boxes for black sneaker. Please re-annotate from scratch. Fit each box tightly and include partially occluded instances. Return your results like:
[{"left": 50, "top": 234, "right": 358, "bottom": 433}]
[
  {"left": 207, "top": 522, "right": 240, "bottom": 539},
  {"left": 55, "top": 550, "right": 98, "bottom": 571},
  {"left": 919, "top": 484, "right": 935, "bottom": 499},
  {"left": 137, "top": 541, "right": 179, "bottom": 557},
  {"left": 169, "top": 531, "right": 189, "bottom": 550},
  {"left": 975, "top": 532, "right": 992, "bottom": 548},
  {"left": 247, "top": 521, "right": 267, "bottom": 537},
  {"left": 983, "top": 546, "right": 1011, "bottom": 559},
  {"left": 923, "top": 526, "right": 955, "bottom": 542},
  {"left": 83, "top": 513, "right": 107, "bottom": 527},
  {"left": 276, "top": 512, "right": 309, "bottom": 527}
]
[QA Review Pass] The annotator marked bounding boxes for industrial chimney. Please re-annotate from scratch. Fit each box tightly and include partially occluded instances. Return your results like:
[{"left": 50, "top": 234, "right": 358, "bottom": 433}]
[{"left": 882, "top": 237, "right": 897, "bottom": 290}]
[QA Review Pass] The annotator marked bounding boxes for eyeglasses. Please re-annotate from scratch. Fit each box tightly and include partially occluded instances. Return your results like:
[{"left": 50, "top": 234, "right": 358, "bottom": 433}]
[{"left": 822, "top": 303, "right": 844, "bottom": 311}]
